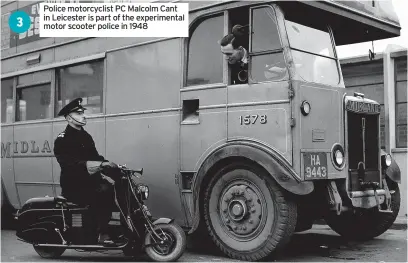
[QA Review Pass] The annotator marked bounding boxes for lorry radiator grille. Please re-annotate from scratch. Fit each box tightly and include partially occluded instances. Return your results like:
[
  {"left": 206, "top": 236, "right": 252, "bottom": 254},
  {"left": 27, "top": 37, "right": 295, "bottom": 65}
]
[{"left": 347, "top": 112, "right": 380, "bottom": 191}]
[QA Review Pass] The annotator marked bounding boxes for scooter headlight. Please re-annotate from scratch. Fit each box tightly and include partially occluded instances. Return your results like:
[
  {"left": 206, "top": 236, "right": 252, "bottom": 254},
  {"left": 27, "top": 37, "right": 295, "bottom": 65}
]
[{"left": 137, "top": 185, "right": 149, "bottom": 200}]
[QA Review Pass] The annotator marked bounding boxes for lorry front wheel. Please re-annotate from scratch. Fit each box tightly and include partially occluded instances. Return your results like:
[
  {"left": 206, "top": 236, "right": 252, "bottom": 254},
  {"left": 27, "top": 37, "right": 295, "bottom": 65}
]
[
  {"left": 325, "top": 180, "right": 400, "bottom": 240},
  {"left": 203, "top": 161, "right": 297, "bottom": 261}
]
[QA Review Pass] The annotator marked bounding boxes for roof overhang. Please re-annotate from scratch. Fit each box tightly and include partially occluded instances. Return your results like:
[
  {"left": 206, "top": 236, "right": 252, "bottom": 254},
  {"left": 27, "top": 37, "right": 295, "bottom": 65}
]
[{"left": 276, "top": 0, "right": 401, "bottom": 45}]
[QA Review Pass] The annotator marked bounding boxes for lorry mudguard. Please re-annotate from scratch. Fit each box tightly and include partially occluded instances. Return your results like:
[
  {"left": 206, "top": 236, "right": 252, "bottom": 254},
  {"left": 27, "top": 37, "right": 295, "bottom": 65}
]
[{"left": 188, "top": 141, "right": 313, "bottom": 234}]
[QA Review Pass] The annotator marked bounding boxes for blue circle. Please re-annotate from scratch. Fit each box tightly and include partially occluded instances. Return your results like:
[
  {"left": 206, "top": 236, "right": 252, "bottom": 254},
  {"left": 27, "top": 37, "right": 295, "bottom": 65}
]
[{"left": 9, "top": 11, "right": 31, "bottom": 34}]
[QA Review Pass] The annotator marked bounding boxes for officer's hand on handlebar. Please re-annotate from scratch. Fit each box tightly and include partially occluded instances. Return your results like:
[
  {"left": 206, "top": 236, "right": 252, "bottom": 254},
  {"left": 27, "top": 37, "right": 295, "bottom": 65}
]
[{"left": 100, "top": 161, "right": 118, "bottom": 169}]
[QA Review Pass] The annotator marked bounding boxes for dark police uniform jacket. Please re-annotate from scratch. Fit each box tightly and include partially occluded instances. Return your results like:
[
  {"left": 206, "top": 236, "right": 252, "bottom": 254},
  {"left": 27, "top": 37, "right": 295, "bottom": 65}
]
[{"left": 54, "top": 125, "right": 106, "bottom": 198}]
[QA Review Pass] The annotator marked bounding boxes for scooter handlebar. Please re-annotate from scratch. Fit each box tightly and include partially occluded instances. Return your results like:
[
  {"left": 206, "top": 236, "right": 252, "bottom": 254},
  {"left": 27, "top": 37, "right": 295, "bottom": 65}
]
[{"left": 118, "top": 165, "right": 143, "bottom": 176}]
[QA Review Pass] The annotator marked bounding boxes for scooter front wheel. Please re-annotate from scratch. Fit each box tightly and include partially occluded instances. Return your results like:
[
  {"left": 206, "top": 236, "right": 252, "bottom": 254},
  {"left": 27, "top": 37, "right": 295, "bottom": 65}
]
[
  {"left": 33, "top": 245, "right": 65, "bottom": 259},
  {"left": 144, "top": 223, "right": 186, "bottom": 262}
]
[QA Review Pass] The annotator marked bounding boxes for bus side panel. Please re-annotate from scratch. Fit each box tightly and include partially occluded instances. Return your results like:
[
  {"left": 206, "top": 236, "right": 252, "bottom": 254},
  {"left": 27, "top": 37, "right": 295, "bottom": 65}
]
[
  {"left": 52, "top": 119, "right": 106, "bottom": 196},
  {"left": 105, "top": 39, "right": 184, "bottom": 225},
  {"left": 105, "top": 39, "right": 181, "bottom": 115},
  {"left": 106, "top": 115, "right": 184, "bottom": 225},
  {"left": 227, "top": 82, "right": 292, "bottom": 164},
  {"left": 13, "top": 123, "right": 54, "bottom": 205},
  {"left": 1, "top": 126, "right": 20, "bottom": 209},
  {"left": 180, "top": 87, "right": 227, "bottom": 172}
]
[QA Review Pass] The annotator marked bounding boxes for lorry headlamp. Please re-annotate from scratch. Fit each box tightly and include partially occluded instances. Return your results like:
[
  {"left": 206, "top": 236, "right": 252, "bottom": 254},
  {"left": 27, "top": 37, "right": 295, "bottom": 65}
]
[
  {"left": 301, "top": 101, "right": 311, "bottom": 116},
  {"left": 331, "top": 144, "right": 345, "bottom": 170},
  {"left": 385, "top": 154, "right": 392, "bottom": 167},
  {"left": 382, "top": 154, "right": 392, "bottom": 167},
  {"left": 335, "top": 150, "right": 343, "bottom": 166}
]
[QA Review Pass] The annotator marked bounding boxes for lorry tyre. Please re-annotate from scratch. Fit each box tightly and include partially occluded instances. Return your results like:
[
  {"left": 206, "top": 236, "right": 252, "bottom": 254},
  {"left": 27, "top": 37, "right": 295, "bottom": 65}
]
[
  {"left": 325, "top": 180, "right": 400, "bottom": 240},
  {"left": 203, "top": 160, "right": 297, "bottom": 261}
]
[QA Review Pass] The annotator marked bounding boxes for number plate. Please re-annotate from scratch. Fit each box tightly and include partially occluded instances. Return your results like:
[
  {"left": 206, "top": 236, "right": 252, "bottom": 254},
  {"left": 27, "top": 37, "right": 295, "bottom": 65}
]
[{"left": 303, "top": 153, "right": 328, "bottom": 180}]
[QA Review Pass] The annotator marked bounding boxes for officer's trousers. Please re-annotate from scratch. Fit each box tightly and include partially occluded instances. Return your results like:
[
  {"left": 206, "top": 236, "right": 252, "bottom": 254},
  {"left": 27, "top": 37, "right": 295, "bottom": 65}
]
[{"left": 63, "top": 177, "right": 116, "bottom": 234}]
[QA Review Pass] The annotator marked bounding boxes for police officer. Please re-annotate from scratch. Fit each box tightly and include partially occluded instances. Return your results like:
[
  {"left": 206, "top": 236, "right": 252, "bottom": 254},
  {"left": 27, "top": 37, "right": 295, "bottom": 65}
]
[
  {"left": 54, "top": 98, "right": 117, "bottom": 245},
  {"left": 219, "top": 24, "right": 249, "bottom": 84}
]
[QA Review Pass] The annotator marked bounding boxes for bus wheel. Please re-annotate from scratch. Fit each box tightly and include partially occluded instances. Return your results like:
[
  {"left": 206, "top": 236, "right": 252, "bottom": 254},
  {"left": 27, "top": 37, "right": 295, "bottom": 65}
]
[
  {"left": 325, "top": 180, "right": 400, "bottom": 240},
  {"left": 203, "top": 161, "right": 297, "bottom": 261}
]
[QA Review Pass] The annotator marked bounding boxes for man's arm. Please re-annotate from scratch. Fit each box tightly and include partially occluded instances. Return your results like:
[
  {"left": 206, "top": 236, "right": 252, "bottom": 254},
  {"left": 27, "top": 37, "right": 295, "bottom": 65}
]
[
  {"left": 87, "top": 133, "right": 118, "bottom": 169},
  {"left": 87, "top": 133, "right": 106, "bottom": 162},
  {"left": 54, "top": 137, "right": 103, "bottom": 176}
]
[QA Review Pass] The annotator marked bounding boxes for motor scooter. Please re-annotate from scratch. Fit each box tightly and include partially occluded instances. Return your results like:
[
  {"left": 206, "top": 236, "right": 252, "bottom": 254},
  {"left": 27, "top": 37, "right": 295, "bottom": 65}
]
[{"left": 15, "top": 165, "right": 187, "bottom": 261}]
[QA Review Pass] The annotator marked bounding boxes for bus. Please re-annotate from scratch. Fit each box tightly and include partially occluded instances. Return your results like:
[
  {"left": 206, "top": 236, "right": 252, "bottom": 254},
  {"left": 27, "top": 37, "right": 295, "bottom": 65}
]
[{"left": 1, "top": 0, "right": 402, "bottom": 260}]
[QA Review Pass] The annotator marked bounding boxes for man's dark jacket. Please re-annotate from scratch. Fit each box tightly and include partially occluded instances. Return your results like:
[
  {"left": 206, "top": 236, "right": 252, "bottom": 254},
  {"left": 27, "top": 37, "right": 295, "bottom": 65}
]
[{"left": 54, "top": 125, "right": 106, "bottom": 198}]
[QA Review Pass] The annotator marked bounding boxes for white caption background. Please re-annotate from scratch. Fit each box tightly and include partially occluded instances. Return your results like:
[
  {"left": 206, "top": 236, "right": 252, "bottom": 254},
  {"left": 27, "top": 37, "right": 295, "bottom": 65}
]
[{"left": 39, "top": 3, "right": 189, "bottom": 37}]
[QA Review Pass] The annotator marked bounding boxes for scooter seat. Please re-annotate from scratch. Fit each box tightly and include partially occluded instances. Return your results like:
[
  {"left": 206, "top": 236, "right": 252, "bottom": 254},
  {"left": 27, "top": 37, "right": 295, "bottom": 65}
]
[
  {"left": 54, "top": 196, "right": 67, "bottom": 202},
  {"left": 54, "top": 196, "right": 87, "bottom": 208}
]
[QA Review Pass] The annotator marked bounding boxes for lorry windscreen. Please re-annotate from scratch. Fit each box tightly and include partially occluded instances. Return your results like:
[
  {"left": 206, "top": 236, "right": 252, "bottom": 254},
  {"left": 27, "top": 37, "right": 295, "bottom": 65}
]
[{"left": 285, "top": 19, "right": 341, "bottom": 86}]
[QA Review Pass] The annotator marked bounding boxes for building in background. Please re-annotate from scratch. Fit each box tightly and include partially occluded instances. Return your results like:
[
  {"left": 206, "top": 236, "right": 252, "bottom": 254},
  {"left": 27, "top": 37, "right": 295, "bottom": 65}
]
[{"left": 340, "top": 44, "right": 407, "bottom": 218}]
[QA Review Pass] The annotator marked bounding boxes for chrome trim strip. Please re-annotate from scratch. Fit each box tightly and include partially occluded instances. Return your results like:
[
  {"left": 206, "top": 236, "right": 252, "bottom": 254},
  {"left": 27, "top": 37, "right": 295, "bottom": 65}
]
[
  {"left": 104, "top": 107, "right": 181, "bottom": 118},
  {"left": 11, "top": 154, "right": 54, "bottom": 158},
  {"left": 200, "top": 104, "right": 226, "bottom": 110},
  {"left": 2, "top": 100, "right": 288, "bottom": 127},
  {"left": 15, "top": 181, "right": 59, "bottom": 186},
  {"left": 228, "top": 100, "right": 290, "bottom": 108},
  {"left": 181, "top": 83, "right": 227, "bottom": 92},
  {"left": 1, "top": 114, "right": 105, "bottom": 127}
]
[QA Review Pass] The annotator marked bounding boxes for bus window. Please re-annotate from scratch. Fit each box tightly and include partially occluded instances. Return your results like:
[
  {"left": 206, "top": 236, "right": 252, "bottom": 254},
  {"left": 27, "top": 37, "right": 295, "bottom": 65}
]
[
  {"left": 285, "top": 20, "right": 340, "bottom": 86},
  {"left": 1, "top": 78, "right": 14, "bottom": 123},
  {"left": 56, "top": 61, "right": 104, "bottom": 115},
  {"left": 16, "top": 83, "right": 51, "bottom": 121},
  {"left": 187, "top": 14, "right": 224, "bottom": 86},
  {"left": 249, "top": 6, "right": 288, "bottom": 83}
]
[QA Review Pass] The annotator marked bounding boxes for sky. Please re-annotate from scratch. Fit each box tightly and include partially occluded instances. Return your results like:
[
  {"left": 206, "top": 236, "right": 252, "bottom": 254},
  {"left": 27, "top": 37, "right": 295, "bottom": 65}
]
[{"left": 336, "top": 0, "right": 408, "bottom": 58}]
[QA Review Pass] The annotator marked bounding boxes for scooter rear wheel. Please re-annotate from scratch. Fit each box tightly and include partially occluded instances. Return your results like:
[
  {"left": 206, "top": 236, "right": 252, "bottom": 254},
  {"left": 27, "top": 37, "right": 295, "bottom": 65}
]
[
  {"left": 33, "top": 245, "right": 65, "bottom": 259},
  {"left": 144, "top": 223, "right": 186, "bottom": 262}
]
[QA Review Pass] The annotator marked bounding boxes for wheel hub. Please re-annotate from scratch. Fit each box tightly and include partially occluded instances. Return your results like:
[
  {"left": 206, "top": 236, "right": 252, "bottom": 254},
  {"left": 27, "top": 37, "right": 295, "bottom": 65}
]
[
  {"left": 220, "top": 183, "right": 264, "bottom": 237},
  {"left": 229, "top": 200, "right": 247, "bottom": 221}
]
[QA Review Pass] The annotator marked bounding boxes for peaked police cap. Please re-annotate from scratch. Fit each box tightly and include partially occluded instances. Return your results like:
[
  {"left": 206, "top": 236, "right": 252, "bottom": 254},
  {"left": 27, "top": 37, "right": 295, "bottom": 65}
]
[{"left": 58, "top": 98, "right": 87, "bottom": 117}]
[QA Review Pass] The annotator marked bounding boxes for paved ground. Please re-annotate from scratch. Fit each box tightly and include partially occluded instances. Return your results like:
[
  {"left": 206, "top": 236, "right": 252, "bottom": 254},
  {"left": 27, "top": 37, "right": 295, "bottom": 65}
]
[{"left": 1, "top": 224, "right": 407, "bottom": 262}]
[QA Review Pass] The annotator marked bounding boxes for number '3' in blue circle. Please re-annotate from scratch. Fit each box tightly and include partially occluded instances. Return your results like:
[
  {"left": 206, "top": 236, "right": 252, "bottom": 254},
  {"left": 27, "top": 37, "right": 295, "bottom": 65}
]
[{"left": 9, "top": 11, "right": 31, "bottom": 34}]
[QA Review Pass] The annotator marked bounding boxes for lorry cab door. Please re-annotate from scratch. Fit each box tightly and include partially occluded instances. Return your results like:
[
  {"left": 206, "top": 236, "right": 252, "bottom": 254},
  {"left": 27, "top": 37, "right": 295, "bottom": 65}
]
[{"left": 226, "top": 5, "right": 292, "bottom": 164}]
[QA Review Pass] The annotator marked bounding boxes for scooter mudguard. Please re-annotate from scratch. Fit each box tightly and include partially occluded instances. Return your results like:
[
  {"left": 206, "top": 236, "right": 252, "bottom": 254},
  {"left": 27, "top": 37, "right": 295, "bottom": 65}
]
[
  {"left": 16, "top": 197, "right": 65, "bottom": 244},
  {"left": 152, "top": 218, "right": 174, "bottom": 225}
]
